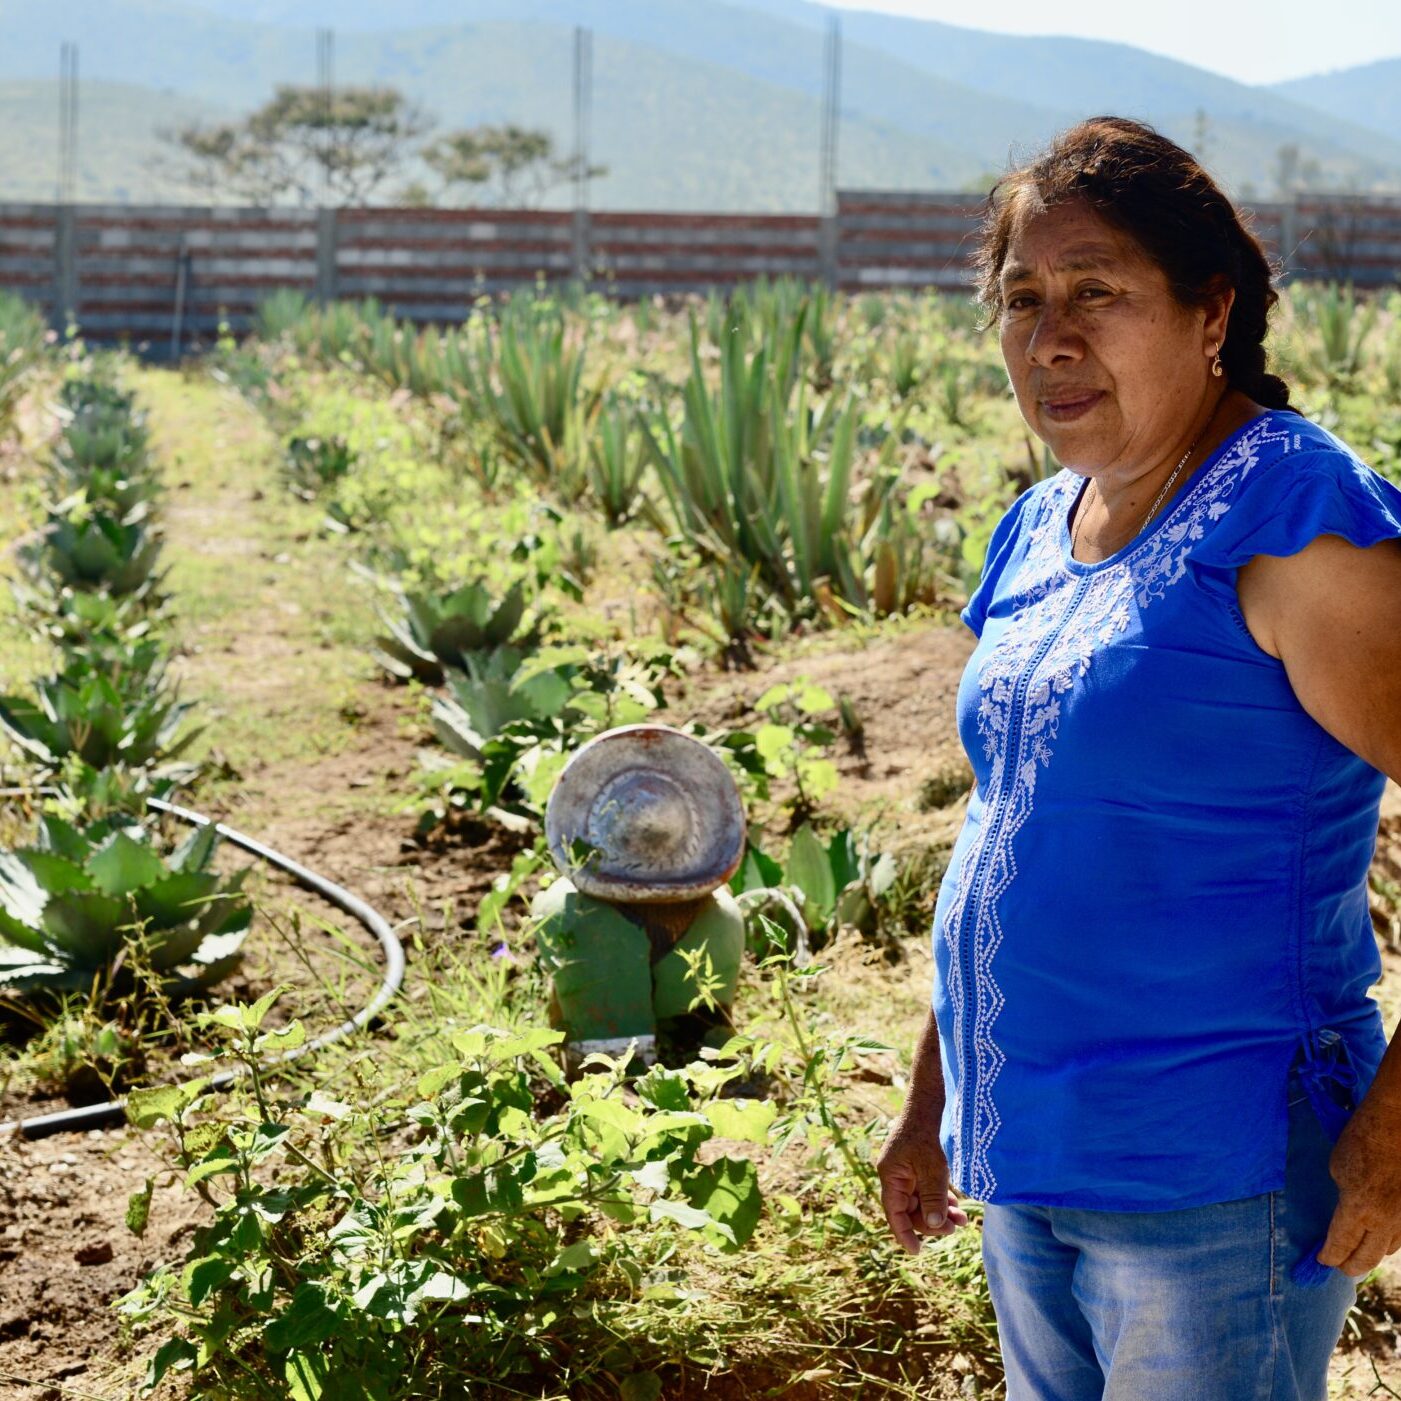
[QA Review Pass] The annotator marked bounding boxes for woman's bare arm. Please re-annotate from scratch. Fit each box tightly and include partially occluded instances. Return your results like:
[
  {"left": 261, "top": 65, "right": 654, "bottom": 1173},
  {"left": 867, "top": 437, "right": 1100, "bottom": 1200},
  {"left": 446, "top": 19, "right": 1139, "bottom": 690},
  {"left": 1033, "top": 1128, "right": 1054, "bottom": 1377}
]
[{"left": 1239, "top": 532, "right": 1401, "bottom": 1278}]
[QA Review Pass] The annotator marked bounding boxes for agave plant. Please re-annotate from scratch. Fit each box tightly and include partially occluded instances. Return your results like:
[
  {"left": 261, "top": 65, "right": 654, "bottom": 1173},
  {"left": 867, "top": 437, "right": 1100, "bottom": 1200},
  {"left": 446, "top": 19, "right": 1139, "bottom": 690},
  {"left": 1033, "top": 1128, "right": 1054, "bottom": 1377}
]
[
  {"left": 641, "top": 313, "right": 900, "bottom": 619},
  {"left": 0, "top": 815, "right": 249, "bottom": 994},
  {"left": 454, "top": 304, "right": 603, "bottom": 487},
  {"left": 10, "top": 583, "right": 162, "bottom": 657},
  {"left": 283, "top": 434, "right": 356, "bottom": 498},
  {"left": 47, "top": 461, "right": 162, "bottom": 518},
  {"left": 59, "top": 376, "right": 138, "bottom": 422},
  {"left": 255, "top": 288, "right": 311, "bottom": 342},
  {"left": 18, "top": 505, "right": 166, "bottom": 599},
  {"left": 430, "top": 646, "right": 665, "bottom": 767},
  {"left": 0, "top": 663, "right": 201, "bottom": 776},
  {"left": 429, "top": 647, "right": 574, "bottom": 761},
  {"left": 372, "top": 577, "right": 538, "bottom": 685},
  {"left": 587, "top": 400, "right": 650, "bottom": 526}
]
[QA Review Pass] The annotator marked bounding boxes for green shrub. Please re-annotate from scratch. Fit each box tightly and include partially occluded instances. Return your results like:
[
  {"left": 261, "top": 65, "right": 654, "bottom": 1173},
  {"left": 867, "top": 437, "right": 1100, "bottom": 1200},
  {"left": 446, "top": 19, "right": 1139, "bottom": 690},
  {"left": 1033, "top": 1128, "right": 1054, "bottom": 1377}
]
[{"left": 118, "top": 994, "right": 766, "bottom": 1398}]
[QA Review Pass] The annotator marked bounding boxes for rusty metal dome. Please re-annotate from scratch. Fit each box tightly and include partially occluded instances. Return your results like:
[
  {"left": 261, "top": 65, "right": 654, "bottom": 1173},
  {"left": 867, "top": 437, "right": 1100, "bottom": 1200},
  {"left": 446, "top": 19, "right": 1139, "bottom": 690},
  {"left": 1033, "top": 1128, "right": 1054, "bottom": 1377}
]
[{"left": 544, "top": 724, "right": 746, "bottom": 902}]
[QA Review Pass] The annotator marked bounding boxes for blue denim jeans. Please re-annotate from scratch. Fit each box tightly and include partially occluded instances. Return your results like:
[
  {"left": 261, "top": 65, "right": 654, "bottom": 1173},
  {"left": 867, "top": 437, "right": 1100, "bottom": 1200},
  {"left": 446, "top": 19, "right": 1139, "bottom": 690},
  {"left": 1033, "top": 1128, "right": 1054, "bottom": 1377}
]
[{"left": 980, "top": 1071, "right": 1358, "bottom": 1400}]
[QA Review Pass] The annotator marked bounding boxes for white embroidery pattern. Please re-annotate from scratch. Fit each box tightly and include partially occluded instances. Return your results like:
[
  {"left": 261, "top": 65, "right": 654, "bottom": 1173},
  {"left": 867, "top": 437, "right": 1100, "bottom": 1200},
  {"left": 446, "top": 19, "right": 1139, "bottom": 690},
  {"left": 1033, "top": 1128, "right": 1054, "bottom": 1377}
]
[{"left": 942, "top": 415, "right": 1294, "bottom": 1198}]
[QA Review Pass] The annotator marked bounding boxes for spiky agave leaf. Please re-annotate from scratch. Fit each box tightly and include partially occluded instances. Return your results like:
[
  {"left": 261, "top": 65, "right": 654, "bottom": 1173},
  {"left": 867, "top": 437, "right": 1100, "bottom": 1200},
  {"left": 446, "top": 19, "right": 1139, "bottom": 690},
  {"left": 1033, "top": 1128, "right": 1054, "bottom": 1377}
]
[
  {"left": 18, "top": 508, "right": 166, "bottom": 598},
  {"left": 0, "top": 667, "right": 202, "bottom": 774},
  {"left": 0, "top": 819, "right": 250, "bottom": 997},
  {"left": 373, "top": 578, "right": 537, "bottom": 685}
]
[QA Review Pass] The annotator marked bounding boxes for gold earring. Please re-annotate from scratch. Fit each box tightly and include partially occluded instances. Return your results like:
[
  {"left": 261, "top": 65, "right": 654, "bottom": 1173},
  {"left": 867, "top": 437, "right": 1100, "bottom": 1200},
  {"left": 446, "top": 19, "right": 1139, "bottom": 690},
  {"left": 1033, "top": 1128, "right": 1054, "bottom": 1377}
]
[{"left": 1210, "top": 345, "right": 1223, "bottom": 378}]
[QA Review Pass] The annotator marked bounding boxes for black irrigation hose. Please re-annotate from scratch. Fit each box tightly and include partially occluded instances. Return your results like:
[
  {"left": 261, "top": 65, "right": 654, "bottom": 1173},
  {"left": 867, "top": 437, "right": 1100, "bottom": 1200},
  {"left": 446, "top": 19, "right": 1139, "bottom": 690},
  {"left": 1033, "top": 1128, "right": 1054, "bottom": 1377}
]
[{"left": 0, "top": 795, "right": 406, "bottom": 1141}]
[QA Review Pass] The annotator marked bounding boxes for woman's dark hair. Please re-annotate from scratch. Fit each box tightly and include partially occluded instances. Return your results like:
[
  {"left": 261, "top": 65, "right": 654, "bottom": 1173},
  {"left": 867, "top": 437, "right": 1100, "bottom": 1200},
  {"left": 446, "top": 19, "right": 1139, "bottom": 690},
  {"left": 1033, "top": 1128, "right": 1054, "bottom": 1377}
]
[{"left": 973, "top": 115, "right": 1293, "bottom": 411}]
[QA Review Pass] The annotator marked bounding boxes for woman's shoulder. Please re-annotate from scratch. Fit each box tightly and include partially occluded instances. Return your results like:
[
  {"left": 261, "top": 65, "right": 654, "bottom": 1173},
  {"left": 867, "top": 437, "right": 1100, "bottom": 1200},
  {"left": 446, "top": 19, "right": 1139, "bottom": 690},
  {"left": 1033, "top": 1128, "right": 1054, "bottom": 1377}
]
[{"left": 1192, "top": 408, "right": 1401, "bottom": 568}]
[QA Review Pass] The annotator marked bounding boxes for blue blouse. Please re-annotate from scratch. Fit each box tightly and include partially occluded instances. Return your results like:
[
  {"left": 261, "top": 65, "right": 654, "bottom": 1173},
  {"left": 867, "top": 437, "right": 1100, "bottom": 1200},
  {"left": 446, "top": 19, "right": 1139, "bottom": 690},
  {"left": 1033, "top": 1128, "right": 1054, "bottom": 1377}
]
[{"left": 931, "top": 409, "right": 1401, "bottom": 1210}]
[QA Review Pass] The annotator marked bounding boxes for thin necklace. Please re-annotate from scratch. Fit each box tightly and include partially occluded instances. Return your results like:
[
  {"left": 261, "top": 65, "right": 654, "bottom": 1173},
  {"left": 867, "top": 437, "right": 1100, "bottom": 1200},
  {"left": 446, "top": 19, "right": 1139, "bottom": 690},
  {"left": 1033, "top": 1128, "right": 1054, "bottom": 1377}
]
[{"left": 1071, "top": 426, "right": 1205, "bottom": 558}]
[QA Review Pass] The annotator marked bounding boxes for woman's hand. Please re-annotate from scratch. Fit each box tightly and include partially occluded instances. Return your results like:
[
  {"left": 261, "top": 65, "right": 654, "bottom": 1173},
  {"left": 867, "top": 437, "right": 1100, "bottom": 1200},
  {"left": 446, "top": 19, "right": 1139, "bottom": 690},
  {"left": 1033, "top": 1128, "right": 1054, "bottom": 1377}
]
[
  {"left": 876, "top": 1119, "right": 969, "bottom": 1254},
  {"left": 1319, "top": 1100, "right": 1401, "bottom": 1278}
]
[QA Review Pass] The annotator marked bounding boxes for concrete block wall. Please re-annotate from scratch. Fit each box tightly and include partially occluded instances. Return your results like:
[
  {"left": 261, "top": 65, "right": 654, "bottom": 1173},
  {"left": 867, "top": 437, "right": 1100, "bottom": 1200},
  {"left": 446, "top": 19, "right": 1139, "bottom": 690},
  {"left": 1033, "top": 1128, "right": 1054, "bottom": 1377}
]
[{"left": 1, "top": 192, "right": 1396, "bottom": 349}]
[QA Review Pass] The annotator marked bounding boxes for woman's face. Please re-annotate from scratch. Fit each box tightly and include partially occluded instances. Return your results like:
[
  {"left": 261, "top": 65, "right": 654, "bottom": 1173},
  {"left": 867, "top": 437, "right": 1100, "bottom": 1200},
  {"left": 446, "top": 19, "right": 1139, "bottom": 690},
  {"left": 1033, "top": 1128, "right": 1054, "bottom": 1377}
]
[{"left": 997, "top": 198, "right": 1226, "bottom": 476}]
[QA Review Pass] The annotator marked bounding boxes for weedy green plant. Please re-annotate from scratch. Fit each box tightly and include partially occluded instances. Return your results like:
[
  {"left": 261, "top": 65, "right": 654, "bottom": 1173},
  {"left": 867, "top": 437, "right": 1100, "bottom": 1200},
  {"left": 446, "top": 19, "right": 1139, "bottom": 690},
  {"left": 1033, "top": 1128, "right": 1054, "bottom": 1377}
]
[
  {"left": 117, "top": 990, "right": 769, "bottom": 1399},
  {"left": 730, "top": 823, "right": 898, "bottom": 950},
  {"left": 8, "top": 999, "right": 143, "bottom": 1100},
  {"left": 714, "top": 679, "right": 841, "bottom": 826},
  {"left": 0, "top": 815, "right": 249, "bottom": 995}
]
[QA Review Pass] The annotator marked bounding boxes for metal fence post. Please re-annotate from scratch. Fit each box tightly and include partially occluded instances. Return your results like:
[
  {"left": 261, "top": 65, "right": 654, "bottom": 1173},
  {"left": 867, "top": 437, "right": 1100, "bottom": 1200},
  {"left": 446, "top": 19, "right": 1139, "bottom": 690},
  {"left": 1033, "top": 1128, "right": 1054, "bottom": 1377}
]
[
  {"left": 315, "top": 206, "right": 338, "bottom": 305},
  {"left": 571, "top": 207, "right": 591, "bottom": 288},
  {"left": 54, "top": 204, "right": 77, "bottom": 331},
  {"left": 819, "top": 210, "right": 838, "bottom": 289}
]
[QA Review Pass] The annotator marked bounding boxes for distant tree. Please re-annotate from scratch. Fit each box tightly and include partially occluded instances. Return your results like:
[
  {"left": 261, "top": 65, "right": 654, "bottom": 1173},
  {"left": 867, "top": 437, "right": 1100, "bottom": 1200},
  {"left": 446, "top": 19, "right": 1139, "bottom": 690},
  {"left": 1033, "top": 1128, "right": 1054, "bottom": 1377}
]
[
  {"left": 422, "top": 124, "right": 607, "bottom": 208},
  {"left": 157, "top": 84, "right": 434, "bottom": 206}
]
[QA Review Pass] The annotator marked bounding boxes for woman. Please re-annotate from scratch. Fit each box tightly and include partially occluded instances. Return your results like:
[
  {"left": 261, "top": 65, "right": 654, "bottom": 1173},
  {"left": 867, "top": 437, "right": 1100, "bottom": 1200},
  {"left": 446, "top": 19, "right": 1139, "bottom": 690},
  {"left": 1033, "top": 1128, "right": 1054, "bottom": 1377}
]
[{"left": 876, "top": 116, "right": 1401, "bottom": 1399}]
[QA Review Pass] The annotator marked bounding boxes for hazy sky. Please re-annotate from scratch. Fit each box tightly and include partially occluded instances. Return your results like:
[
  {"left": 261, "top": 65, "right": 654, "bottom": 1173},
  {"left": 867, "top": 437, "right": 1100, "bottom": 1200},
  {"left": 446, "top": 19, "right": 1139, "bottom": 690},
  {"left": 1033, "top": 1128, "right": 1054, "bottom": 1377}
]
[{"left": 824, "top": 0, "right": 1401, "bottom": 85}]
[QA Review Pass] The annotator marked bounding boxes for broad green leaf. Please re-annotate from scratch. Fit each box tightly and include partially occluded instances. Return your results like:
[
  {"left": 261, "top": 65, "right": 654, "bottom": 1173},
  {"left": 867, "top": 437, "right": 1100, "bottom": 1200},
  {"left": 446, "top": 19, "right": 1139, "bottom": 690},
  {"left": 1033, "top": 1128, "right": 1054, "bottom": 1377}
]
[
  {"left": 705, "top": 1098, "right": 778, "bottom": 1144},
  {"left": 796, "top": 755, "right": 839, "bottom": 802},
  {"left": 416, "top": 1064, "right": 460, "bottom": 1098},
  {"left": 242, "top": 983, "right": 292, "bottom": 1032},
  {"left": 620, "top": 1373, "right": 663, "bottom": 1401},
  {"left": 754, "top": 723, "right": 794, "bottom": 766},
  {"left": 265, "top": 1281, "right": 343, "bottom": 1354},
  {"left": 680, "top": 1157, "right": 760, "bottom": 1250},
  {"left": 255, "top": 1020, "right": 307, "bottom": 1056},
  {"left": 795, "top": 683, "right": 835, "bottom": 713},
  {"left": 728, "top": 841, "right": 782, "bottom": 896},
  {"left": 184, "top": 1253, "right": 235, "bottom": 1305},
  {"left": 284, "top": 1351, "right": 330, "bottom": 1401},
  {"left": 125, "top": 1177, "right": 154, "bottom": 1237},
  {"left": 185, "top": 1146, "right": 241, "bottom": 1188},
  {"left": 648, "top": 1197, "right": 712, "bottom": 1231},
  {"left": 143, "top": 1336, "right": 197, "bottom": 1392},
  {"left": 547, "top": 1240, "right": 600, "bottom": 1275},
  {"left": 125, "top": 1077, "right": 208, "bottom": 1129}
]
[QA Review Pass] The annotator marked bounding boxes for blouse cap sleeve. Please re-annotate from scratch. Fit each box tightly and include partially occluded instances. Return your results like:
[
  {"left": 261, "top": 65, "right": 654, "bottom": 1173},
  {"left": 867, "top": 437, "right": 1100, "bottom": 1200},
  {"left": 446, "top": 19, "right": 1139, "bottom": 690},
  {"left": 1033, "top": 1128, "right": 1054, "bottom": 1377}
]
[{"left": 1191, "top": 448, "right": 1401, "bottom": 571}]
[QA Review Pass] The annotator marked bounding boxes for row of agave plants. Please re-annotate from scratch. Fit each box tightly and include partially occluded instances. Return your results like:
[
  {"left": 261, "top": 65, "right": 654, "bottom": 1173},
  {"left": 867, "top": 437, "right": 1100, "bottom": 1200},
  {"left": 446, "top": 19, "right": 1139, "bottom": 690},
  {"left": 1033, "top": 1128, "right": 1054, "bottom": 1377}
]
[
  {"left": 0, "top": 369, "right": 250, "bottom": 1018},
  {"left": 241, "top": 283, "right": 974, "bottom": 652}
]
